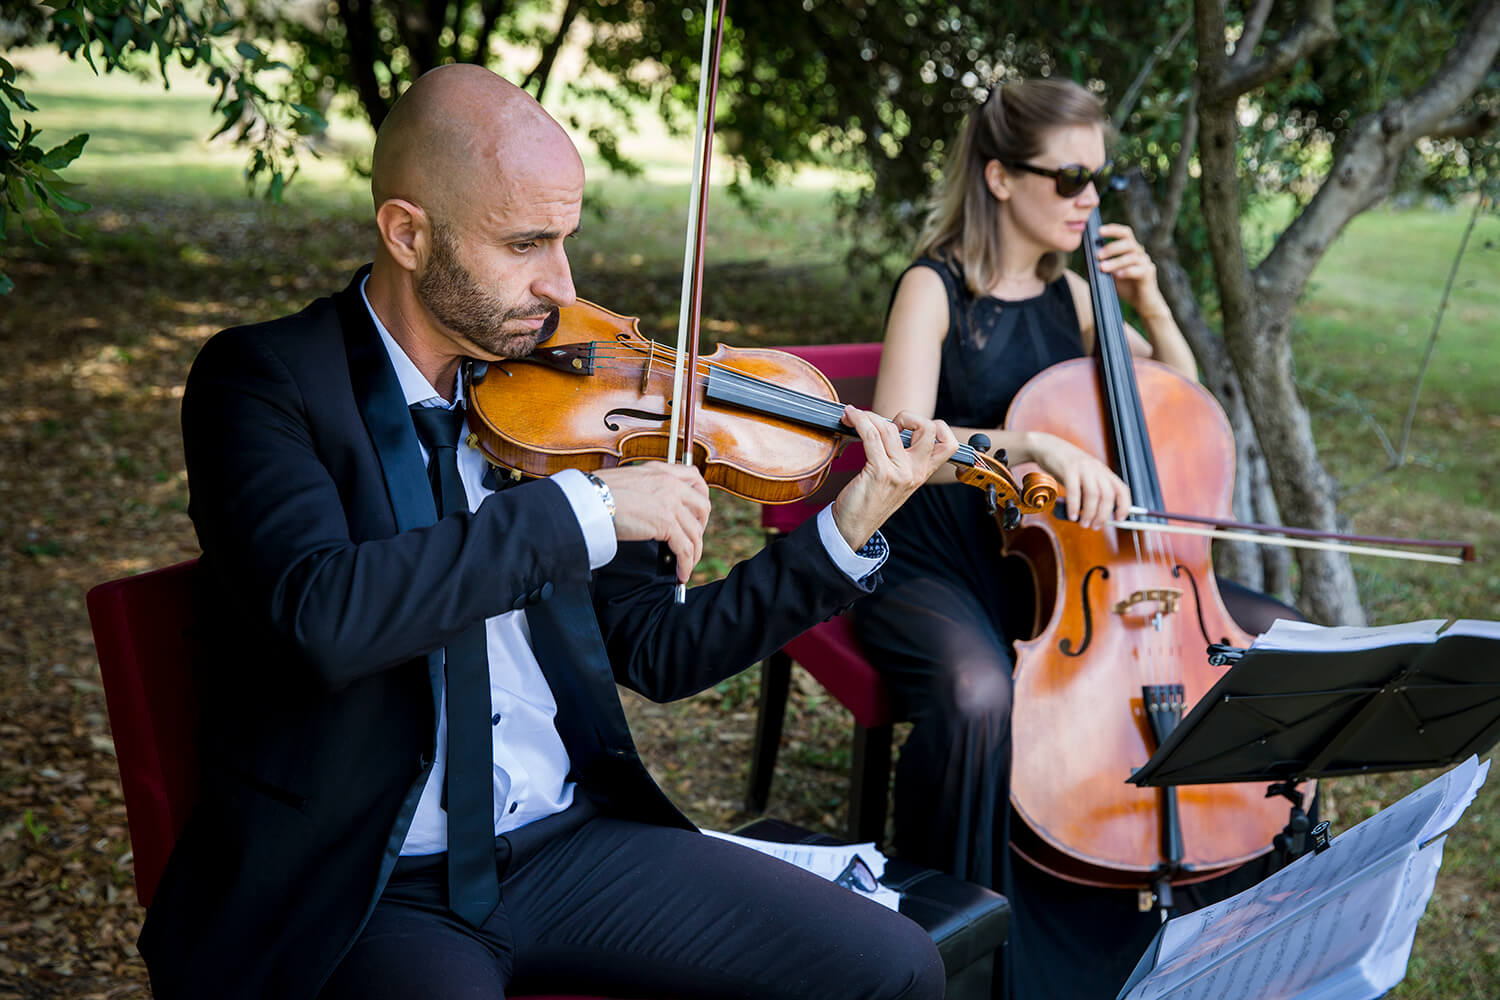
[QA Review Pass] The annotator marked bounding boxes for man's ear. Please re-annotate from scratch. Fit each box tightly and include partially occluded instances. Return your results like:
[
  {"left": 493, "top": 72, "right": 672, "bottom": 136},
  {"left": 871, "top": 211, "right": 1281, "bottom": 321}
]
[
  {"left": 983, "top": 159, "right": 1011, "bottom": 201},
  {"left": 375, "top": 198, "right": 428, "bottom": 272}
]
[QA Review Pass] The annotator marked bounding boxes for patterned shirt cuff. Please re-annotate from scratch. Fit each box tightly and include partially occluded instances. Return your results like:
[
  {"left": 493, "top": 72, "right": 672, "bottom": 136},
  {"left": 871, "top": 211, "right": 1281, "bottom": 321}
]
[{"left": 816, "top": 504, "right": 888, "bottom": 584}]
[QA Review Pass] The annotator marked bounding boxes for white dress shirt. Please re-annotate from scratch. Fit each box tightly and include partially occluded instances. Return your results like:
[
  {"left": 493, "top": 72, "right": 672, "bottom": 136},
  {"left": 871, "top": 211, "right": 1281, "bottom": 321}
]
[{"left": 360, "top": 279, "right": 885, "bottom": 853}]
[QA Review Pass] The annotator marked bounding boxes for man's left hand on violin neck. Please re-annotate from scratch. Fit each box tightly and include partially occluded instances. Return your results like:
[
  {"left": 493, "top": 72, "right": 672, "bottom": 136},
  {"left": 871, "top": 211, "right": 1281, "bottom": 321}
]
[{"left": 831, "top": 406, "right": 959, "bottom": 551}]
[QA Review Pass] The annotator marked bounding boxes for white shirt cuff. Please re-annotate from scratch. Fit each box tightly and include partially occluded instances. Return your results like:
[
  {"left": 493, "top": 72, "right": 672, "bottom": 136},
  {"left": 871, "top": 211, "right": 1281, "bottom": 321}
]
[
  {"left": 816, "top": 504, "right": 888, "bottom": 583},
  {"left": 551, "top": 468, "right": 618, "bottom": 570}
]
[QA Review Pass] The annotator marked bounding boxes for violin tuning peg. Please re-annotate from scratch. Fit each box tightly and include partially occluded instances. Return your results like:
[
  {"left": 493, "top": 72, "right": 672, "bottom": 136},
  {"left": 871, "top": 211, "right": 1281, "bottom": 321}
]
[
  {"left": 996, "top": 448, "right": 1008, "bottom": 466},
  {"left": 1001, "top": 500, "right": 1021, "bottom": 531},
  {"left": 985, "top": 484, "right": 998, "bottom": 518},
  {"left": 967, "top": 432, "right": 992, "bottom": 454}
]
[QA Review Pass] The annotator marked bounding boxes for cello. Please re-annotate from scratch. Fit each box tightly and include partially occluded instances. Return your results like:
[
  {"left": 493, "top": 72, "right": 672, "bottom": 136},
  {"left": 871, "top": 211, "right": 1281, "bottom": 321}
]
[{"left": 1003, "top": 208, "right": 1295, "bottom": 900}]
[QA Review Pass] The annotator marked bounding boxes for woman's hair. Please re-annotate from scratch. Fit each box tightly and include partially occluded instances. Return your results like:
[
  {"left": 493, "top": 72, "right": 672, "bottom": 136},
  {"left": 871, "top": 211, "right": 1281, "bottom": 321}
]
[{"left": 914, "top": 78, "right": 1108, "bottom": 296}]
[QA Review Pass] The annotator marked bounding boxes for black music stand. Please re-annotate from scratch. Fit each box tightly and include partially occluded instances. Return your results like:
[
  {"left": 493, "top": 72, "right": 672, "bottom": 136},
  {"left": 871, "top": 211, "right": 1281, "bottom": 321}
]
[{"left": 1130, "top": 623, "right": 1500, "bottom": 866}]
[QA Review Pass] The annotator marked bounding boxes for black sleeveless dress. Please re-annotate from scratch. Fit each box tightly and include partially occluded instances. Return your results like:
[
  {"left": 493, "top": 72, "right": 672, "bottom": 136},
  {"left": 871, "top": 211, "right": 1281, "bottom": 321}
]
[{"left": 851, "top": 258, "right": 1287, "bottom": 1000}]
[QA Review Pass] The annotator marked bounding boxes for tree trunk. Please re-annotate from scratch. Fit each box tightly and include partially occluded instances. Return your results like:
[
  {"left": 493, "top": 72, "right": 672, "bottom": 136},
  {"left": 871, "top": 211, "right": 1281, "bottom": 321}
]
[
  {"left": 1191, "top": 0, "right": 1366, "bottom": 624},
  {"left": 1120, "top": 178, "right": 1271, "bottom": 595}
]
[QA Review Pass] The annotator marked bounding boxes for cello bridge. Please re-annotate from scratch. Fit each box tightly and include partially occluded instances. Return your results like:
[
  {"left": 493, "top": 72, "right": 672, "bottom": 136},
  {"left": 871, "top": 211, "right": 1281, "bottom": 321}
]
[{"left": 1112, "top": 588, "right": 1182, "bottom": 619}]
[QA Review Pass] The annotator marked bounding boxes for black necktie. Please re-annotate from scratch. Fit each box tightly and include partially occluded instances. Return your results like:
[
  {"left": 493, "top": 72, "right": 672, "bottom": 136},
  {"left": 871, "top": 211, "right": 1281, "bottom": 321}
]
[{"left": 409, "top": 403, "right": 498, "bottom": 927}]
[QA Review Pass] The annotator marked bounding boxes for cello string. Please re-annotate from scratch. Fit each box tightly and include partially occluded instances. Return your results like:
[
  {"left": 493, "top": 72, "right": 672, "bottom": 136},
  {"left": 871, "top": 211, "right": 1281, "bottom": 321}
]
[{"left": 1085, "top": 211, "right": 1161, "bottom": 681}]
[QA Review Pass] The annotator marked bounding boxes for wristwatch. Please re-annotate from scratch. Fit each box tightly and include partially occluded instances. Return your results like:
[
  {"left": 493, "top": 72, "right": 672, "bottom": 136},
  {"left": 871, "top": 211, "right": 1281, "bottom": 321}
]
[{"left": 581, "top": 470, "right": 615, "bottom": 523}]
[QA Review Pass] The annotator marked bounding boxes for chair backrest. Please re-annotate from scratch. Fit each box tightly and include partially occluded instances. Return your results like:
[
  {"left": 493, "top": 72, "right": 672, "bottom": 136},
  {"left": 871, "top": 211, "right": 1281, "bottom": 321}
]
[
  {"left": 761, "top": 343, "right": 883, "bottom": 535},
  {"left": 86, "top": 559, "right": 202, "bottom": 908}
]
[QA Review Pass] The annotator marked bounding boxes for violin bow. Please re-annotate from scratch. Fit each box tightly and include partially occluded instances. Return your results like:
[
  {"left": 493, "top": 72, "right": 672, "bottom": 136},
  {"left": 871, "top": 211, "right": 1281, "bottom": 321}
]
[
  {"left": 664, "top": 0, "right": 728, "bottom": 601},
  {"left": 1113, "top": 506, "right": 1476, "bottom": 565}
]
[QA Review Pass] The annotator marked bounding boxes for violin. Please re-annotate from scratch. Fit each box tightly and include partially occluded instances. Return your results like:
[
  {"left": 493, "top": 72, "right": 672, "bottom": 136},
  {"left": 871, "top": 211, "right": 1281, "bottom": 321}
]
[{"left": 463, "top": 298, "right": 1057, "bottom": 513}]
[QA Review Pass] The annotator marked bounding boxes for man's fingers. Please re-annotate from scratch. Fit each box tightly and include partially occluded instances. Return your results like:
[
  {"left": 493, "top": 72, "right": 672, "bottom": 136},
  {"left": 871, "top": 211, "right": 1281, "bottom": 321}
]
[{"left": 844, "top": 405, "right": 900, "bottom": 468}]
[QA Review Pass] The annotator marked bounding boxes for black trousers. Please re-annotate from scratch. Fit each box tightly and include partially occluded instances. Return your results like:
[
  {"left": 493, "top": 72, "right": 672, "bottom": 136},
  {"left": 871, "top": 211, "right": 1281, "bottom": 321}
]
[{"left": 319, "top": 799, "right": 945, "bottom": 1000}]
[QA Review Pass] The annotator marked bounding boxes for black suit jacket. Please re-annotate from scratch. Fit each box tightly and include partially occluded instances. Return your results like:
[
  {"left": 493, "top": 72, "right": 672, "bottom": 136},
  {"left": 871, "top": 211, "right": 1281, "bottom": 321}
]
[{"left": 140, "top": 268, "right": 876, "bottom": 999}]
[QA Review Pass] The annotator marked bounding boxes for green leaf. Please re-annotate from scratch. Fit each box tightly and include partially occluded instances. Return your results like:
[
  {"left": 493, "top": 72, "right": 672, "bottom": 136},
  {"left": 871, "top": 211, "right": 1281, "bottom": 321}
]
[
  {"left": 0, "top": 271, "right": 13, "bottom": 296},
  {"left": 111, "top": 13, "right": 134, "bottom": 51},
  {"left": 291, "top": 103, "right": 328, "bottom": 130},
  {"left": 46, "top": 187, "right": 91, "bottom": 213},
  {"left": 235, "top": 41, "right": 262, "bottom": 61},
  {"left": 39, "top": 133, "right": 89, "bottom": 170}
]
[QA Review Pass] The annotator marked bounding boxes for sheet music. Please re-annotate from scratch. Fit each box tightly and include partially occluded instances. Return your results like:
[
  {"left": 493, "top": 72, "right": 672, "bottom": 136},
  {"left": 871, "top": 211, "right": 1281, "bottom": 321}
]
[
  {"left": 1250, "top": 618, "right": 1447, "bottom": 653},
  {"left": 702, "top": 830, "right": 902, "bottom": 911},
  {"left": 1442, "top": 618, "right": 1500, "bottom": 640},
  {"left": 1119, "top": 756, "right": 1488, "bottom": 1000}
]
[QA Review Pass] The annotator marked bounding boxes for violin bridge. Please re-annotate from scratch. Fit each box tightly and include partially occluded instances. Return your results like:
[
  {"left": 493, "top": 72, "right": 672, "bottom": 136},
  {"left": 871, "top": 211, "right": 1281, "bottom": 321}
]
[{"left": 1112, "top": 588, "right": 1182, "bottom": 619}]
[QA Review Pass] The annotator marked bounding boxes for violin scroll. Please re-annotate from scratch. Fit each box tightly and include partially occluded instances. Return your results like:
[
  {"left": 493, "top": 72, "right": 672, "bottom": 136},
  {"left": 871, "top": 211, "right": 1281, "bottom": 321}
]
[{"left": 952, "top": 451, "right": 1059, "bottom": 517}]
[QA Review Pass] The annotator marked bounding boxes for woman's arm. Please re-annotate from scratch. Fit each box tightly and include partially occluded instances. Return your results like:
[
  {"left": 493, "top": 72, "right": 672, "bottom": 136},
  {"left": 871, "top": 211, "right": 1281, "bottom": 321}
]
[
  {"left": 1068, "top": 224, "right": 1197, "bottom": 379},
  {"left": 875, "top": 263, "right": 1128, "bottom": 528}
]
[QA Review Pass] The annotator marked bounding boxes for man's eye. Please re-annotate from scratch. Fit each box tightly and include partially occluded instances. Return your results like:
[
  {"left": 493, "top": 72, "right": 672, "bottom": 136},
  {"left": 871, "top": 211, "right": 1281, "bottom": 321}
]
[{"left": 513, "top": 241, "right": 537, "bottom": 253}]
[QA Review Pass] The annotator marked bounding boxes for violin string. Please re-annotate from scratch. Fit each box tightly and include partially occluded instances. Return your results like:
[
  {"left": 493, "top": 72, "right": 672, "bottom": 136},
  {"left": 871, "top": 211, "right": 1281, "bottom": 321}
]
[
  {"left": 531, "top": 342, "right": 1008, "bottom": 477},
  {"left": 569, "top": 343, "right": 869, "bottom": 429}
]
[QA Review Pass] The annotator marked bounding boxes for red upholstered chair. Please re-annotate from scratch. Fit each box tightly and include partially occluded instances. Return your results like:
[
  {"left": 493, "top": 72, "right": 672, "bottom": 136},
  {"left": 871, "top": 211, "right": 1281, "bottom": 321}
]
[
  {"left": 742, "top": 342, "right": 901, "bottom": 845},
  {"left": 85, "top": 560, "right": 624, "bottom": 1000}
]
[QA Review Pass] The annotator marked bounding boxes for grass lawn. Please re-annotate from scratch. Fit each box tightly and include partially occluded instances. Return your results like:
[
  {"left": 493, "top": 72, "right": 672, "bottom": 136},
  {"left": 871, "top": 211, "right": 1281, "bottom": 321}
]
[{"left": 3, "top": 48, "right": 1497, "bottom": 999}]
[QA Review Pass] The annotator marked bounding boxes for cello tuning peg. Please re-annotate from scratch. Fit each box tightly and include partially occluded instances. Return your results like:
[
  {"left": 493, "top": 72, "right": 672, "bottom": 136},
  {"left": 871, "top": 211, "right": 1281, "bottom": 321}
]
[
  {"left": 1001, "top": 500, "right": 1021, "bottom": 531},
  {"left": 967, "top": 432, "right": 992, "bottom": 454}
]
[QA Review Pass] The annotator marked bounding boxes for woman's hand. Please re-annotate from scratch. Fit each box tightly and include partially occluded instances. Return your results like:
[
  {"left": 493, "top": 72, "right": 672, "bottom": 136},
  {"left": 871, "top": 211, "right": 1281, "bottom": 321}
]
[
  {"left": 1023, "top": 432, "right": 1129, "bottom": 531},
  {"left": 1097, "top": 223, "right": 1170, "bottom": 322}
]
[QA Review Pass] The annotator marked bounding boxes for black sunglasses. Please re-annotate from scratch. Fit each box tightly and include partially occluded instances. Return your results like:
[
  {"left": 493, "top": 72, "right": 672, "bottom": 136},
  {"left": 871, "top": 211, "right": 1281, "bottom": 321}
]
[
  {"left": 832, "top": 854, "right": 880, "bottom": 894},
  {"left": 1005, "top": 160, "right": 1121, "bottom": 198}
]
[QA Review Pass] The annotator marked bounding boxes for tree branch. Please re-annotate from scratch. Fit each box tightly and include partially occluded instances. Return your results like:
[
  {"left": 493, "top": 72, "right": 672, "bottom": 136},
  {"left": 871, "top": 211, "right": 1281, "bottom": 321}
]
[
  {"left": 1161, "top": 83, "right": 1198, "bottom": 235},
  {"left": 522, "top": 0, "right": 583, "bottom": 101},
  {"left": 1231, "top": 0, "right": 1275, "bottom": 68},
  {"left": 1113, "top": 18, "right": 1192, "bottom": 130},
  {"left": 1257, "top": 0, "right": 1500, "bottom": 311},
  {"left": 1427, "top": 107, "right": 1500, "bottom": 140},
  {"left": 1211, "top": 0, "right": 1337, "bottom": 99},
  {"left": 1397, "top": 192, "right": 1488, "bottom": 459},
  {"left": 470, "top": 0, "right": 506, "bottom": 65},
  {"left": 335, "top": 0, "right": 392, "bottom": 131}
]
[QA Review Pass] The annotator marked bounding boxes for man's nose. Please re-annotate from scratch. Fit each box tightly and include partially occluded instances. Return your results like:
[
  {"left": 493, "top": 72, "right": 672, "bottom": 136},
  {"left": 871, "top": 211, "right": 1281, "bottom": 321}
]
[{"left": 537, "top": 250, "right": 576, "bottom": 309}]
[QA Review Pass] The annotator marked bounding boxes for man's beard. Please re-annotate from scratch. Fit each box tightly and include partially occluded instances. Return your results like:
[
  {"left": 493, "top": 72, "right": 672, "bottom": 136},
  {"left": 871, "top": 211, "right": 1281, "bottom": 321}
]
[{"left": 417, "top": 226, "right": 559, "bottom": 358}]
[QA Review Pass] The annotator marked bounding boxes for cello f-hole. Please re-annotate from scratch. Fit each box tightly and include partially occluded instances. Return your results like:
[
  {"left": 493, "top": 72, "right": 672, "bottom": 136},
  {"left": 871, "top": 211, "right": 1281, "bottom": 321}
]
[
  {"left": 1058, "top": 565, "right": 1109, "bottom": 658},
  {"left": 1170, "top": 563, "right": 1223, "bottom": 647}
]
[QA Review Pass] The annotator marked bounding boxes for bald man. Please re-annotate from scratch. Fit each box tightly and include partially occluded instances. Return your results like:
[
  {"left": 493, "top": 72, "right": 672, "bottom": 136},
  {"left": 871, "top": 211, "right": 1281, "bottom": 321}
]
[{"left": 142, "top": 64, "right": 951, "bottom": 1000}]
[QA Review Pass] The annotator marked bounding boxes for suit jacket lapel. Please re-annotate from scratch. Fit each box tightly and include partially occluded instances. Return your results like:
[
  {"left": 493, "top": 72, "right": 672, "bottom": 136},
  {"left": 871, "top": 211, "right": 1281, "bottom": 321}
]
[
  {"left": 335, "top": 268, "right": 446, "bottom": 719},
  {"left": 337, "top": 268, "right": 438, "bottom": 534}
]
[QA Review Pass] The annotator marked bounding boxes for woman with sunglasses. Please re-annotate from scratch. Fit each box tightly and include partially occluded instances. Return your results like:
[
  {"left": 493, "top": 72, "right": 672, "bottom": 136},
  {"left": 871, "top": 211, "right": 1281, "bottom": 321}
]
[{"left": 850, "top": 78, "right": 1295, "bottom": 999}]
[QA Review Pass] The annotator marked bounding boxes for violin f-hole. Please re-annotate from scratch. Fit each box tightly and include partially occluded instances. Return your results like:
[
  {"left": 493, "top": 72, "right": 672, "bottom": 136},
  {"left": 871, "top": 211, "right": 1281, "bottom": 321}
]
[{"left": 602, "top": 406, "right": 673, "bottom": 432}]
